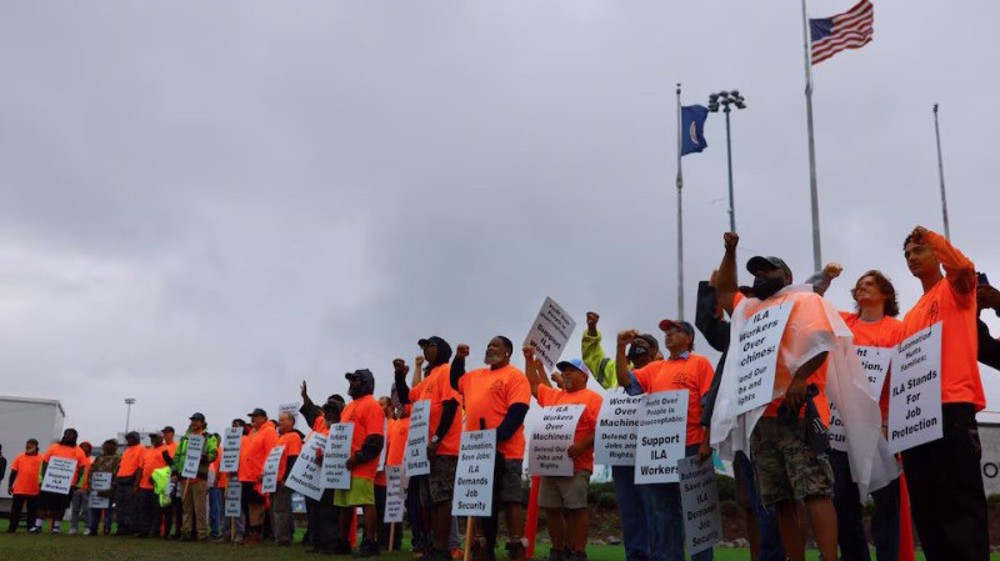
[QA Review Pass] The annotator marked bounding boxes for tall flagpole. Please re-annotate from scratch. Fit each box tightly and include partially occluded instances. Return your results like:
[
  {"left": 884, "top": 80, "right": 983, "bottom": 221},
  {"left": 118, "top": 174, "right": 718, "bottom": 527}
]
[
  {"left": 933, "top": 103, "right": 951, "bottom": 241},
  {"left": 800, "top": 0, "right": 823, "bottom": 271},
  {"left": 676, "top": 83, "right": 685, "bottom": 321}
]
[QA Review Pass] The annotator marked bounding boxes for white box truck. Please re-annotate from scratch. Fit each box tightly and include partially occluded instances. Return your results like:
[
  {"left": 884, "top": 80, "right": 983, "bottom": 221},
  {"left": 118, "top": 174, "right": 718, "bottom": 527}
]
[{"left": 0, "top": 396, "right": 66, "bottom": 514}]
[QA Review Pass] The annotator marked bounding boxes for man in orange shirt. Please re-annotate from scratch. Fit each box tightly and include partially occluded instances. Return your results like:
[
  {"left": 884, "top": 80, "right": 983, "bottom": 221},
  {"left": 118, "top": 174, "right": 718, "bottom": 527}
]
[
  {"left": 270, "top": 411, "right": 303, "bottom": 546},
  {"left": 136, "top": 432, "right": 170, "bottom": 538},
  {"left": 337, "top": 369, "right": 386, "bottom": 557},
  {"left": 615, "top": 320, "right": 715, "bottom": 561},
  {"left": 115, "top": 431, "right": 145, "bottom": 536},
  {"left": 240, "top": 407, "right": 278, "bottom": 545},
  {"left": 900, "top": 226, "right": 988, "bottom": 561},
  {"left": 525, "top": 349, "right": 603, "bottom": 561},
  {"left": 34, "top": 428, "right": 89, "bottom": 534},
  {"left": 7, "top": 439, "right": 42, "bottom": 533},
  {"left": 450, "top": 336, "right": 531, "bottom": 561},
  {"left": 714, "top": 232, "right": 838, "bottom": 561},
  {"left": 398, "top": 336, "right": 463, "bottom": 560}
]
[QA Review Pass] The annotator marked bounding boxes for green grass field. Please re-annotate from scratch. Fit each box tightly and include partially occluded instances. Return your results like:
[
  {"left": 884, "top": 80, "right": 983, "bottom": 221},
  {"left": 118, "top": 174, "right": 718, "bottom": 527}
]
[{"left": 1, "top": 521, "right": 997, "bottom": 561}]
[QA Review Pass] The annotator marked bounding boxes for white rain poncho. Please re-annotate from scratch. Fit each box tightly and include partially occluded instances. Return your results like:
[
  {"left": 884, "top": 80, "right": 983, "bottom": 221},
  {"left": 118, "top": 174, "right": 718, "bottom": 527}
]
[{"left": 710, "top": 285, "right": 898, "bottom": 498}]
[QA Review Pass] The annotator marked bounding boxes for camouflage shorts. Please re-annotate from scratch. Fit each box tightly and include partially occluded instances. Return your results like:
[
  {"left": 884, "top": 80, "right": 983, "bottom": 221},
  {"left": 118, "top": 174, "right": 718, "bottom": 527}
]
[{"left": 750, "top": 417, "right": 833, "bottom": 506}]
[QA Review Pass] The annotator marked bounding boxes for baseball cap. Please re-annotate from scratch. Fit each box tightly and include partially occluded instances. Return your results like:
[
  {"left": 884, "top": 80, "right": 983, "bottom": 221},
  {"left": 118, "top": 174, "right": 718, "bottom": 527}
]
[
  {"left": 345, "top": 369, "right": 372, "bottom": 380},
  {"left": 189, "top": 412, "right": 206, "bottom": 422},
  {"left": 247, "top": 408, "right": 267, "bottom": 418},
  {"left": 747, "top": 256, "right": 793, "bottom": 281},
  {"left": 658, "top": 319, "right": 695, "bottom": 338},
  {"left": 556, "top": 358, "right": 592, "bottom": 377},
  {"left": 149, "top": 431, "right": 163, "bottom": 439}
]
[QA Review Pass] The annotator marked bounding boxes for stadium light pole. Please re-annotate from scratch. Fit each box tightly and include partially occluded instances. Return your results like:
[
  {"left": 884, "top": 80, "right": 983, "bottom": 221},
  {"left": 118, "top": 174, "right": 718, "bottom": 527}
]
[
  {"left": 708, "top": 90, "right": 747, "bottom": 233},
  {"left": 933, "top": 103, "right": 951, "bottom": 241},
  {"left": 124, "top": 398, "right": 136, "bottom": 434}
]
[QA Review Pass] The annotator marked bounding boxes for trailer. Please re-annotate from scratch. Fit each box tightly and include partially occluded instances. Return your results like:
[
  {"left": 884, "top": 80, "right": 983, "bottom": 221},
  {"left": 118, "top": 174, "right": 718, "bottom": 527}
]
[{"left": 0, "top": 395, "right": 66, "bottom": 514}]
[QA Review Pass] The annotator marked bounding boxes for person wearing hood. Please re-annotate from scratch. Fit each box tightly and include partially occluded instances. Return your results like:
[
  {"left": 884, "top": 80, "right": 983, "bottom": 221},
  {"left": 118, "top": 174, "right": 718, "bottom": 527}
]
[
  {"left": 7, "top": 439, "right": 42, "bottom": 533},
  {"left": 32, "top": 428, "right": 88, "bottom": 534},
  {"left": 450, "top": 336, "right": 531, "bottom": 561},
  {"left": 396, "top": 336, "right": 462, "bottom": 561},
  {"left": 241, "top": 407, "right": 279, "bottom": 545},
  {"left": 88, "top": 439, "right": 120, "bottom": 536},
  {"left": 336, "top": 368, "right": 386, "bottom": 557},
  {"left": 172, "top": 412, "right": 219, "bottom": 541},
  {"left": 581, "top": 311, "right": 659, "bottom": 561}
]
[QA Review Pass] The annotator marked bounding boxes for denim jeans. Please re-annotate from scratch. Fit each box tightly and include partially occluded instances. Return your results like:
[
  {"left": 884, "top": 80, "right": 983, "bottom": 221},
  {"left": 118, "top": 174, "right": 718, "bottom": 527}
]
[
  {"left": 70, "top": 489, "right": 91, "bottom": 531},
  {"left": 612, "top": 465, "right": 650, "bottom": 561},
  {"left": 734, "top": 452, "right": 785, "bottom": 561},
  {"left": 209, "top": 487, "right": 223, "bottom": 538},
  {"left": 640, "top": 446, "right": 713, "bottom": 561},
  {"left": 88, "top": 507, "right": 113, "bottom": 534}
]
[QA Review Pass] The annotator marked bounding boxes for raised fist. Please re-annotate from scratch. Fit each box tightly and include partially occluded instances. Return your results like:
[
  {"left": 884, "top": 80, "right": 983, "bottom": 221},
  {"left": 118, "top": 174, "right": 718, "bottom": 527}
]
[
  {"left": 456, "top": 344, "right": 470, "bottom": 359},
  {"left": 586, "top": 312, "right": 599, "bottom": 328},
  {"left": 723, "top": 232, "right": 739, "bottom": 252}
]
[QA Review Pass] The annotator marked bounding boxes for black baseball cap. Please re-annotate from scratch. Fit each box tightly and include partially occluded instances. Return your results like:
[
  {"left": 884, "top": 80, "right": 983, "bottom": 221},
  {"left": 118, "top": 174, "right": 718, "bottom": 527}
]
[
  {"left": 247, "top": 408, "right": 267, "bottom": 418},
  {"left": 658, "top": 319, "right": 695, "bottom": 338},
  {"left": 189, "top": 412, "right": 206, "bottom": 422},
  {"left": 747, "top": 256, "right": 793, "bottom": 281}
]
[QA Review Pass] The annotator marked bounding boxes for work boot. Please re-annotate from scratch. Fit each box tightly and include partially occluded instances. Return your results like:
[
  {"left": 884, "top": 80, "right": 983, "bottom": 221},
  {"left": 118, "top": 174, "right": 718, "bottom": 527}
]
[
  {"left": 546, "top": 547, "right": 565, "bottom": 561},
  {"left": 505, "top": 538, "right": 527, "bottom": 561},
  {"left": 357, "top": 538, "right": 381, "bottom": 557}
]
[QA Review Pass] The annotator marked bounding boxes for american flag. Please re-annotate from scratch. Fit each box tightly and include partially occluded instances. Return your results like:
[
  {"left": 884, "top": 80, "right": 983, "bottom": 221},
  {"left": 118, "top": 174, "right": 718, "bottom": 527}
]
[{"left": 810, "top": 0, "right": 874, "bottom": 65}]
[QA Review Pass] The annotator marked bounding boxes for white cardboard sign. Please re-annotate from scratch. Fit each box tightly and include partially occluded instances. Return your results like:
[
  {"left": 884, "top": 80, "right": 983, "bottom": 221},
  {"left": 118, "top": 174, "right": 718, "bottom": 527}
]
[
  {"left": 679, "top": 457, "right": 722, "bottom": 554},
  {"left": 286, "top": 432, "right": 327, "bottom": 501},
  {"left": 225, "top": 478, "right": 242, "bottom": 517},
  {"left": 452, "top": 429, "right": 496, "bottom": 517},
  {"left": 383, "top": 465, "right": 405, "bottom": 523},
  {"left": 594, "top": 392, "right": 644, "bottom": 466},
  {"left": 528, "top": 404, "right": 585, "bottom": 476},
  {"left": 91, "top": 472, "right": 113, "bottom": 492},
  {"left": 181, "top": 435, "right": 205, "bottom": 479},
  {"left": 322, "top": 423, "right": 354, "bottom": 490},
  {"left": 829, "top": 345, "right": 895, "bottom": 451},
  {"left": 734, "top": 303, "right": 794, "bottom": 415},
  {"left": 261, "top": 445, "right": 285, "bottom": 494},
  {"left": 635, "top": 390, "right": 688, "bottom": 484},
  {"left": 89, "top": 494, "right": 111, "bottom": 509},
  {"left": 405, "top": 401, "right": 431, "bottom": 477},
  {"left": 40, "top": 457, "right": 77, "bottom": 494},
  {"left": 523, "top": 297, "right": 577, "bottom": 370},
  {"left": 220, "top": 428, "right": 243, "bottom": 473},
  {"left": 889, "top": 323, "right": 944, "bottom": 454}
]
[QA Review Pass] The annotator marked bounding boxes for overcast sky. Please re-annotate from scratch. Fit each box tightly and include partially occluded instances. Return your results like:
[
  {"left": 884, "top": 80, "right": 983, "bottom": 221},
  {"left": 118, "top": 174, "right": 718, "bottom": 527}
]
[{"left": 2, "top": 1, "right": 999, "bottom": 443}]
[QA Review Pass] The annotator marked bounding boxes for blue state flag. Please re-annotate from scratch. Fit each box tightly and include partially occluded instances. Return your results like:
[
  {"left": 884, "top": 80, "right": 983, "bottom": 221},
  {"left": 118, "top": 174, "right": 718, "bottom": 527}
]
[{"left": 680, "top": 104, "right": 709, "bottom": 156}]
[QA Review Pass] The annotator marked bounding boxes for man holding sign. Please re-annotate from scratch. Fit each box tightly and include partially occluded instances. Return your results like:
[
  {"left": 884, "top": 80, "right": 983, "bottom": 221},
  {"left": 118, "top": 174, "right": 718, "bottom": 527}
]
[
  {"left": 711, "top": 233, "right": 839, "bottom": 561},
  {"left": 240, "top": 408, "right": 278, "bottom": 545},
  {"left": 616, "top": 320, "right": 714, "bottom": 561},
  {"left": 171, "top": 412, "right": 219, "bottom": 541},
  {"left": 900, "top": 226, "right": 987, "bottom": 561},
  {"left": 35, "top": 428, "right": 88, "bottom": 535},
  {"left": 451, "top": 337, "right": 531, "bottom": 561},
  {"left": 338, "top": 368, "right": 386, "bottom": 557},
  {"left": 525, "top": 348, "right": 602, "bottom": 561}
]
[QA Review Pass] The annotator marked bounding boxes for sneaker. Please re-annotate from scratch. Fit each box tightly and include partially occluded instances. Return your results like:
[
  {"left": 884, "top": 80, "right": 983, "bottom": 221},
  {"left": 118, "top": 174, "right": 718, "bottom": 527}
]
[
  {"left": 83, "top": 528, "right": 92, "bottom": 536},
  {"left": 52, "top": 528, "right": 60, "bottom": 535},
  {"left": 69, "top": 528, "right": 78, "bottom": 536},
  {"left": 28, "top": 526, "right": 41, "bottom": 535}
]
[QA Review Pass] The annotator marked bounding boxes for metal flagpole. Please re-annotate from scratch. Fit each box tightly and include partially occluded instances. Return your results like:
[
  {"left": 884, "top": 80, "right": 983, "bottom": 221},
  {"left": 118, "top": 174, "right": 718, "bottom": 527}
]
[
  {"left": 676, "top": 83, "right": 685, "bottom": 321},
  {"left": 933, "top": 103, "right": 951, "bottom": 241},
  {"left": 724, "top": 109, "right": 736, "bottom": 232},
  {"left": 800, "top": 0, "right": 823, "bottom": 271}
]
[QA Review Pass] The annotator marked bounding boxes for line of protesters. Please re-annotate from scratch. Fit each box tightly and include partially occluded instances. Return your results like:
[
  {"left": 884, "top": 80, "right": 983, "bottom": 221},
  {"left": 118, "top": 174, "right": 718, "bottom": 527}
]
[{"left": 5, "top": 225, "right": 994, "bottom": 561}]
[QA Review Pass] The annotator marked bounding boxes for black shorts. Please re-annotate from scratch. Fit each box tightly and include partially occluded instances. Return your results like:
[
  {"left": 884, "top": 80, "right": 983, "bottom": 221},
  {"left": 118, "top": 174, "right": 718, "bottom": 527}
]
[{"left": 39, "top": 490, "right": 72, "bottom": 513}]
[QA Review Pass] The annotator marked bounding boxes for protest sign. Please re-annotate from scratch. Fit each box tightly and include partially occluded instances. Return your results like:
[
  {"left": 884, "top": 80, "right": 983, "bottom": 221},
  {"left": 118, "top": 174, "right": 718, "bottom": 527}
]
[
  {"left": 40, "top": 457, "right": 77, "bottom": 494},
  {"left": 262, "top": 445, "right": 285, "bottom": 494},
  {"left": 595, "top": 391, "right": 644, "bottom": 466},
  {"left": 88, "top": 494, "right": 110, "bottom": 510},
  {"left": 452, "top": 429, "right": 496, "bottom": 517},
  {"left": 829, "top": 346, "right": 895, "bottom": 451},
  {"left": 91, "top": 472, "right": 113, "bottom": 492},
  {"left": 181, "top": 435, "right": 205, "bottom": 479},
  {"left": 635, "top": 390, "right": 688, "bottom": 484},
  {"left": 523, "top": 297, "right": 576, "bottom": 370},
  {"left": 322, "top": 423, "right": 354, "bottom": 490},
  {"left": 286, "top": 432, "right": 327, "bottom": 501},
  {"left": 734, "top": 303, "right": 794, "bottom": 414},
  {"left": 679, "top": 457, "right": 722, "bottom": 554},
  {"left": 384, "top": 465, "right": 405, "bottom": 523},
  {"left": 225, "top": 478, "right": 242, "bottom": 517},
  {"left": 889, "top": 323, "right": 943, "bottom": 454},
  {"left": 406, "top": 401, "right": 431, "bottom": 477},
  {"left": 528, "top": 404, "right": 585, "bottom": 476},
  {"left": 220, "top": 428, "right": 242, "bottom": 473}
]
